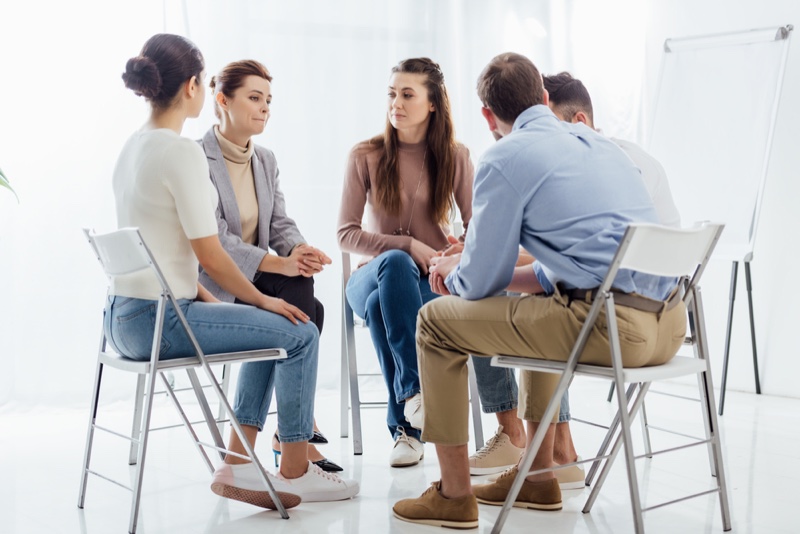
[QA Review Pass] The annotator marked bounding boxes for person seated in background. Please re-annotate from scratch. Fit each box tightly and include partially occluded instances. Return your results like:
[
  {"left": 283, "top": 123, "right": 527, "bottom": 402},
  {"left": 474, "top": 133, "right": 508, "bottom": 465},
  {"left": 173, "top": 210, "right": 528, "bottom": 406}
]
[
  {"left": 337, "top": 57, "right": 474, "bottom": 468},
  {"left": 455, "top": 70, "right": 683, "bottom": 489},
  {"left": 393, "top": 52, "right": 686, "bottom": 529},
  {"left": 197, "top": 59, "right": 341, "bottom": 473}
]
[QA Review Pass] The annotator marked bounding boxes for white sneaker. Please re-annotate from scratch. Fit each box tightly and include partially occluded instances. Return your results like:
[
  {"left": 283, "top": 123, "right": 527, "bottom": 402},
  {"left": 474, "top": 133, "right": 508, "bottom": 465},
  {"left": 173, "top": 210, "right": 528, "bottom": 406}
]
[
  {"left": 469, "top": 425, "right": 524, "bottom": 475},
  {"left": 390, "top": 427, "right": 424, "bottom": 467},
  {"left": 403, "top": 393, "right": 424, "bottom": 430},
  {"left": 278, "top": 461, "right": 360, "bottom": 502},
  {"left": 211, "top": 462, "right": 301, "bottom": 510}
]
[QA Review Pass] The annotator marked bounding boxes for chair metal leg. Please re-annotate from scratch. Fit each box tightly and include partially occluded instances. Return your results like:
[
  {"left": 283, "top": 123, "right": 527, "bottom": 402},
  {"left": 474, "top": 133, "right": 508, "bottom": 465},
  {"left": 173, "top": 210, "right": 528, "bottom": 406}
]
[
  {"left": 467, "top": 358, "right": 485, "bottom": 450},
  {"left": 128, "top": 366, "right": 159, "bottom": 534},
  {"left": 78, "top": 359, "right": 104, "bottom": 508},
  {"left": 159, "top": 372, "right": 214, "bottom": 473},
  {"left": 605, "top": 298, "right": 645, "bottom": 534},
  {"left": 128, "top": 374, "right": 146, "bottom": 465},
  {"left": 185, "top": 368, "right": 226, "bottom": 460},
  {"left": 345, "top": 296, "right": 363, "bottom": 455},
  {"left": 640, "top": 395, "right": 652, "bottom": 459},
  {"left": 586, "top": 383, "right": 636, "bottom": 486},
  {"left": 217, "top": 363, "right": 230, "bottom": 438},
  {"left": 607, "top": 381, "right": 615, "bottom": 402},
  {"left": 744, "top": 262, "right": 761, "bottom": 395},
  {"left": 692, "top": 287, "right": 733, "bottom": 530},
  {"left": 718, "top": 261, "right": 738, "bottom": 415},
  {"left": 340, "top": 298, "right": 350, "bottom": 439}
]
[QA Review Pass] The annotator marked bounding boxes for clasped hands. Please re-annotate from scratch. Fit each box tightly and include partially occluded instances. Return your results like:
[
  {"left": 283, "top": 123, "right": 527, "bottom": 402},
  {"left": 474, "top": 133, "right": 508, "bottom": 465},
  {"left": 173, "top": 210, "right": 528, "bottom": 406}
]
[
  {"left": 428, "top": 235, "right": 463, "bottom": 296},
  {"left": 287, "top": 243, "right": 332, "bottom": 277}
]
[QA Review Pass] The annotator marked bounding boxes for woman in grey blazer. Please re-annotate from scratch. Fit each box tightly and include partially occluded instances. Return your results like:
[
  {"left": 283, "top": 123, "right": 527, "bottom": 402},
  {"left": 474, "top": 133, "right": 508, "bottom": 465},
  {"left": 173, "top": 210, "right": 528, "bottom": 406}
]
[{"left": 199, "top": 59, "right": 341, "bottom": 473}]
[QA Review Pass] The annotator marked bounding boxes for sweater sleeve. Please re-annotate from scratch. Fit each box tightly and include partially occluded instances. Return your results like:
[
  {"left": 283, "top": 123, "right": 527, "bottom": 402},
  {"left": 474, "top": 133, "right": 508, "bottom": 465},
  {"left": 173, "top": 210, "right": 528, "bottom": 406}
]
[
  {"left": 337, "top": 144, "right": 412, "bottom": 255},
  {"left": 162, "top": 139, "right": 218, "bottom": 240}
]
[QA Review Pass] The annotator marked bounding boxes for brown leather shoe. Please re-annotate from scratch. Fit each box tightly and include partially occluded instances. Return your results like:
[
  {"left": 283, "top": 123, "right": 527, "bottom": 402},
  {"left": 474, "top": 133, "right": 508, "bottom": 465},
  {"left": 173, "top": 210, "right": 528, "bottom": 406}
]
[
  {"left": 473, "top": 466, "right": 562, "bottom": 511},
  {"left": 393, "top": 481, "right": 479, "bottom": 529}
]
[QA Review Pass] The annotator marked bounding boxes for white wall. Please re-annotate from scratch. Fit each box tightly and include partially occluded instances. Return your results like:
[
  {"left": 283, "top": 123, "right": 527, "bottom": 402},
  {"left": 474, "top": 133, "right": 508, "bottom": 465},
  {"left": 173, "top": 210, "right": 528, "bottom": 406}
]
[
  {"left": 0, "top": 0, "right": 796, "bottom": 410},
  {"left": 642, "top": 0, "right": 800, "bottom": 399}
]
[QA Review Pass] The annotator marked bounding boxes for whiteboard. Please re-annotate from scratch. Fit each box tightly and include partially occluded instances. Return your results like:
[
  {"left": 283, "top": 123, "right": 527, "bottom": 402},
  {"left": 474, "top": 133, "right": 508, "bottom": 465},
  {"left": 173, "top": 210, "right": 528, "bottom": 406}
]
[{"left": 647, "top": 26, "right": 793, "bottom": 261}]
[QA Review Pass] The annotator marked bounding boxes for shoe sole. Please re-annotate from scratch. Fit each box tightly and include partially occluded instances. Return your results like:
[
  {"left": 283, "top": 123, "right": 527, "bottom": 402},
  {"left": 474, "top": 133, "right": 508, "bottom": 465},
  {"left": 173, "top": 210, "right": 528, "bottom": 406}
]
[
  {"left": 391, "top": 452, "right": 424, "bottom": 468},
  {"left": 298, "top": 484, "right": 360, "bottom": 502},
  {"left": 210, "top": 482, "right": 302, "bottom": 510},
  {"left": 393, "top": 511, "right": 478, "bottom": 529},
  {"left": 470, "top": 463, "right": 516, "bottom": 476},
  {"left": 475, "top": 497, "right": 562, "bottom": 511},
  {"left": 558, "top": 480, "right": 586, "bottom": 490}
]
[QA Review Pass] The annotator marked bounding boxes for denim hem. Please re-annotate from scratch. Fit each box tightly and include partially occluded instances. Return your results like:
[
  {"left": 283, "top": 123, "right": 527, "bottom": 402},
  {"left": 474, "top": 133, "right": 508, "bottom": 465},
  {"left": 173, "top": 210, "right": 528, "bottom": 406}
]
[
  {"left": 277, "top": 432, "right": 314, "bottom": 444},
  {"left": 393, "top": 425, "right": 422, "bottom": 441},
  {"left": 558, "top": 414, "right": 571, "bottom": 423},
  {"left": 237, "top": 419, "right": 264, "bottom": 432},
  {"left": 397, "top": 388, "right": 421, "bottom": 402},
  {"left": 481, "top": 401, "right": 518, "bottom": 414}
]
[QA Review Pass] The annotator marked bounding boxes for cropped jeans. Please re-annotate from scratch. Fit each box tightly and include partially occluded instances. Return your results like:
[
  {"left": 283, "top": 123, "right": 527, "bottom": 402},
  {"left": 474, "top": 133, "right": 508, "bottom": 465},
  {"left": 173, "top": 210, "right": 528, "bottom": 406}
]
[
  {"left": 470, "top": 356, "right": 571, "bottom": 423},
  {"left": 103, "top": 295, "right": 319, "bottom": 443},
  {"left": 345, "top": 250, "right": 437, "bottom": 441}
]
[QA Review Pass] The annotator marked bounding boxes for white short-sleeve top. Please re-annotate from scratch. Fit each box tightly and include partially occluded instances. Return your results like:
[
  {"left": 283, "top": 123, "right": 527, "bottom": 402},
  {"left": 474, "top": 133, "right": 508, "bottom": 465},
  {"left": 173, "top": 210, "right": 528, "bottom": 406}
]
[{"left": 111, "top": 128, "right": 219, "bottom": 300}]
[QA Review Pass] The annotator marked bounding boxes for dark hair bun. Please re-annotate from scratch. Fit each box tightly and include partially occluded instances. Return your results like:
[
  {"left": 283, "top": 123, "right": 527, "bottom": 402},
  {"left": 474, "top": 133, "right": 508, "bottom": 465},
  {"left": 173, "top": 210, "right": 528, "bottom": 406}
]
[{"left": 122, "top": 56, "right": 162, "bottom": 99}]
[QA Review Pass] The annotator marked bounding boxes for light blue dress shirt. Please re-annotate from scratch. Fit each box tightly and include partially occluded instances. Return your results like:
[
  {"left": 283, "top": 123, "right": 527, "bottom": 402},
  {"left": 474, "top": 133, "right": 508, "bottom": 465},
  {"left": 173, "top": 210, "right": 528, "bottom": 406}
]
[{"left": 445, "top": 105, "right": 675, "bottom": 301}]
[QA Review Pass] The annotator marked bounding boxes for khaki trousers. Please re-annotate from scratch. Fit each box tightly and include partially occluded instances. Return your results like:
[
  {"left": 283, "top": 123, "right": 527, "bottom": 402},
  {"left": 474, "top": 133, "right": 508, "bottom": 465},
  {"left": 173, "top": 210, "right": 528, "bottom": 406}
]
[{"left": 416, "top": 290, "right": 686, "bottom": 445}]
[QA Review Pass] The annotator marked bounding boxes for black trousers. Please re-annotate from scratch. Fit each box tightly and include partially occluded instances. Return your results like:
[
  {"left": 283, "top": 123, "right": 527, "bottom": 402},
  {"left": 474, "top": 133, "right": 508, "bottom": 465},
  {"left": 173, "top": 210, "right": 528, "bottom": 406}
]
[{"left": 236, "top": 272, "right": 324, "bottom": 334}]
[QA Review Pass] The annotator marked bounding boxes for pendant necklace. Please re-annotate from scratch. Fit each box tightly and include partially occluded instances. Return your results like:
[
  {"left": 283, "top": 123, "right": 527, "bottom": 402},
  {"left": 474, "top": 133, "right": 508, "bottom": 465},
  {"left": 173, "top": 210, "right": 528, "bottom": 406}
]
[{"left": 393, "top": 149, "right": 427, "bottom": 237}]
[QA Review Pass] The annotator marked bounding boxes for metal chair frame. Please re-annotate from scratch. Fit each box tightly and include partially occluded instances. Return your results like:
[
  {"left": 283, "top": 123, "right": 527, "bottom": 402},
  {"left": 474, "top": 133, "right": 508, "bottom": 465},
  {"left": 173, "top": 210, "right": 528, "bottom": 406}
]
[
  {"left": 77, "top": 228, "right": 290, "bottom": 533},
  {"left": 489, "top": 222, "right": 732, "bottom": 534},
  {"left": 338, "top": 252, "right": 485, "bottom": 454}
]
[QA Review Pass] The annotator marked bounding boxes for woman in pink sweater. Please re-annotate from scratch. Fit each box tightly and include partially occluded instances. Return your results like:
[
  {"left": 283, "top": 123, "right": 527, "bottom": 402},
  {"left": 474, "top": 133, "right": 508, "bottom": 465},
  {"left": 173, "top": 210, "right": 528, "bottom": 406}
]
[{"left": 337, "top": 57, "right": 473, "bottom": 467}]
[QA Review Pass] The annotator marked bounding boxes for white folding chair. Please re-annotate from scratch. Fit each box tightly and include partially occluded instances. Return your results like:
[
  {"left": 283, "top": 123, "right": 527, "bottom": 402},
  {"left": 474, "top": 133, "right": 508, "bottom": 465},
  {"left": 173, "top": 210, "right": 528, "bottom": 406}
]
[
  {"left": 339, "top": 251, "right": 485, "bottom": 454},
  {"left": 77, "top": 228, "right": 290, "bottom": 533},
  {"left": 489, "top": 222, "right": 732, "bottom": 534}
]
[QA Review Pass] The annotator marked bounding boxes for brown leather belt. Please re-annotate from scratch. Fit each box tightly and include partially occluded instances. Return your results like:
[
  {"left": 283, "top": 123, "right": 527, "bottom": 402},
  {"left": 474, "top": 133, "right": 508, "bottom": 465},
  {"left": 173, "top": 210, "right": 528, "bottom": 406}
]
[{"left": 562, "top": 285, "right": 682, "bottom": 314}]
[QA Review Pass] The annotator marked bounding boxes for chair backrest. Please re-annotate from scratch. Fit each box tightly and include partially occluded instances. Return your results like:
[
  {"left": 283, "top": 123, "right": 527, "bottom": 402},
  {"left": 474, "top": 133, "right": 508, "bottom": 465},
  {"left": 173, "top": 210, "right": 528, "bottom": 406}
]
[
  {"left": 600, "top": 222, "right": 724, "bottom": 296},
  {"left": 83, "top": 227, "right": 172, "bottom": 294}
]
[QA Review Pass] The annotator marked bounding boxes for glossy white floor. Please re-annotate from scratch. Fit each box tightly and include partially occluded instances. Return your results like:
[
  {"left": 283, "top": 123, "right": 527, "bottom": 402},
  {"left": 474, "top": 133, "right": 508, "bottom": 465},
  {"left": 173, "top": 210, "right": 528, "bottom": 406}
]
[{"left": 0, "top": 375, "right": 795, "bottom": 534}]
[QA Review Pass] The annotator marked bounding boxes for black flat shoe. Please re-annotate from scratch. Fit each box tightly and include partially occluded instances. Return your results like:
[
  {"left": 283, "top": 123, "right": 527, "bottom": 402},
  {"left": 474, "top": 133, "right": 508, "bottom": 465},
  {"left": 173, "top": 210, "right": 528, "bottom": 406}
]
[
  {"left": 313, "top": 458, "right": 343, "bottom": 472},
  {"left": 309, "top": 430, "right": 328, "bottom": 444}
]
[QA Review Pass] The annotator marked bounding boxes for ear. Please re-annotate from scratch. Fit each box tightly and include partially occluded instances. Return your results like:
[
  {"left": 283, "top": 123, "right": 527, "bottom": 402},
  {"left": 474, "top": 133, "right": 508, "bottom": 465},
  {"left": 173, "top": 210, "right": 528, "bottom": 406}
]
[
  {"left": 185, "top": 76, "right": 199, "bottom": 98},
  {"left": 481, "top": 106, "right": 498, "bottom": 133},
  {"left": 573, "top": 111, "right": 590, "bottom": 126},
  {"left": 430, "top": 102, "right": 435, "bottom": 112},
  {"left": 215, "top": 91, "right": 229, "bottom": 111},
  {"left": 542, "top": 88, "right": 549, "bottom": 106}
]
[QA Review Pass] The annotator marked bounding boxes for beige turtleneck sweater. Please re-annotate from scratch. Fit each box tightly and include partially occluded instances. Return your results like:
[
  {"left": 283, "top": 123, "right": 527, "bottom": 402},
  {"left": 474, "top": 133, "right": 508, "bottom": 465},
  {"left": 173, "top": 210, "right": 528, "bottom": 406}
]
[{"left": 214, "top": 126, "right": 259, "bottom": 245}]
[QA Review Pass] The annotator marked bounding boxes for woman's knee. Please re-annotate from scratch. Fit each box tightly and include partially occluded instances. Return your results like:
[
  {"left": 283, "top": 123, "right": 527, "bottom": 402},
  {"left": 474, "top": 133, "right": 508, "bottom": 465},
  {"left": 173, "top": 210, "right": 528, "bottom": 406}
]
[{"left": 376, "top": 249, "right": 418, "bottom": 275}]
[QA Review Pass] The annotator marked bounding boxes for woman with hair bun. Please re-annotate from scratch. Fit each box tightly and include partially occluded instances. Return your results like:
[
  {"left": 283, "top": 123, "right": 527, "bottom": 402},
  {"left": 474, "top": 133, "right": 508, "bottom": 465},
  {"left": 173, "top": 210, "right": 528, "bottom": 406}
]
[
  {"left": 109, "top": 33, "right": 359, "bottom": 510},
  {"left": 337, "top": 57, "right": 473, "bottom": 467},
  {"left": 197, "top": 59, "right": 340, "bottom": 473}
]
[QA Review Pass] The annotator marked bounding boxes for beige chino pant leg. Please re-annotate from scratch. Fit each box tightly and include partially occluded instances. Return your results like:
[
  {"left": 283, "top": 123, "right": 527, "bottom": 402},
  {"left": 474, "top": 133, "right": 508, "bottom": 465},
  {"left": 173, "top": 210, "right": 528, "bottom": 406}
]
[
  {"left": 417, "top": 293, "right": 583, "bottom": 445},
  {"left": 417, "top": 293, "right": 687, "bottom": 445}
]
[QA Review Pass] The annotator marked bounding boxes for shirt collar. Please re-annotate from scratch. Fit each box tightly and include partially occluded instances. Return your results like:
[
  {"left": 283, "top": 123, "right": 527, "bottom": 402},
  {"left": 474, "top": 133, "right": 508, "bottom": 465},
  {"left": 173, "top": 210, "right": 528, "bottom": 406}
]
[{"left": 511, "top": 104, "right": 556, "bottom": 132}]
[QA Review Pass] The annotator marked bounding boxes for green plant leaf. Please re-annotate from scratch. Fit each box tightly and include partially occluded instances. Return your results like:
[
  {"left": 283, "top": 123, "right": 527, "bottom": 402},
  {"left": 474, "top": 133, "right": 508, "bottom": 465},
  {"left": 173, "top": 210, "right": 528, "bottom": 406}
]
[{"left": 0, "top": 167, "right": 19, "bottom": 201}]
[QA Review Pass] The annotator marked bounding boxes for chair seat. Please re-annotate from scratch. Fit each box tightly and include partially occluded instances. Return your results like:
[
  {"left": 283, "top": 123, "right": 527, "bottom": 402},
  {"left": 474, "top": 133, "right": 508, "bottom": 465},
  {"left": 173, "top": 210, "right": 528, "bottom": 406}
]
[
  {"left": 99, "top": 348, "right": 287, "bottom": 374},
  {"left": 492, "top": 355, "right": 708, "bottom": 383}
]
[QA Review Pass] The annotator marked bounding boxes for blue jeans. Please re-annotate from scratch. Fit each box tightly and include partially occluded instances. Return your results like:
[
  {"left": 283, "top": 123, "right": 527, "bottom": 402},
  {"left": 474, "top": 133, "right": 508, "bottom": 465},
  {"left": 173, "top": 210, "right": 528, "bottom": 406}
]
[
  {"left": 103, "top": 295, "right": 319, "bottom": 442},
  {"left": 470, "top": 348, "right": 571, "bottom": 423},
  {"left": 345, "top": 250, "right": 438, "bottom": 440}
]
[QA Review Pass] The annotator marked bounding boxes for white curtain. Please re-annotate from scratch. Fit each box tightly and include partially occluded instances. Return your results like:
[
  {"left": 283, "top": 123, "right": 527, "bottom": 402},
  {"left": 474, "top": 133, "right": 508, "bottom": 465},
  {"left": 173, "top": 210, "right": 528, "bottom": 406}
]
[{"left": 0, "top": 0, "right": 645, "bottom": 408}]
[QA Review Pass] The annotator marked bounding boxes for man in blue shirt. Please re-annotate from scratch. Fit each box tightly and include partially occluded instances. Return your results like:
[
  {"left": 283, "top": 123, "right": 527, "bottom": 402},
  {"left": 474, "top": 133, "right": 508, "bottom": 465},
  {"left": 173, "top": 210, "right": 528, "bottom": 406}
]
[{"left": 393, "top": 53, "right": 686, "bottom": 529}]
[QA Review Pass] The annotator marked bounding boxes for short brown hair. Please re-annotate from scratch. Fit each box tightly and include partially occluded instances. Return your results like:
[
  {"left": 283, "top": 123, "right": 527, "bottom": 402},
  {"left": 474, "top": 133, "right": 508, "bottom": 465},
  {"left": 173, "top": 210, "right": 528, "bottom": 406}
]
[
  {"left": 476, "top": 53, "right": 544, "bottom": 123},
  {"left": 210, "top": 59, "right": 273, "bottom": 120}
]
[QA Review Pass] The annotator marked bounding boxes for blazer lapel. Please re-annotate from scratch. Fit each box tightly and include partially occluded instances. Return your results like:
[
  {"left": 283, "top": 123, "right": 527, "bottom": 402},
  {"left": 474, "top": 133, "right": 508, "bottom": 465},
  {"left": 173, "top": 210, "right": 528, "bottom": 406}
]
[
  {"left": 251, "top": 151, "right": 271, "bottom": 249},
  {"left": 203, "top": 128, "right": 243, "bottom": 236}
]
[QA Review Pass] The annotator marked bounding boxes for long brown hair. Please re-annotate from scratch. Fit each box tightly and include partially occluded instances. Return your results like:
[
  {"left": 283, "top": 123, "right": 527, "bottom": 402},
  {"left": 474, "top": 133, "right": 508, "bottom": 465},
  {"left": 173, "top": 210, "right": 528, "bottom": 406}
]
[{"left": 371, "top": 58, "right": 457, "bottom": 226}]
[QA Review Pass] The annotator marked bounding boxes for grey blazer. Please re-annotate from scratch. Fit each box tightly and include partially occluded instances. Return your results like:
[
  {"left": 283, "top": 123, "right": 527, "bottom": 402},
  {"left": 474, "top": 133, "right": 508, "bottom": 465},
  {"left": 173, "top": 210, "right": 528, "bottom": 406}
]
[{"left": 197, "top": 128, "right": 305, "bottom": 302}]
